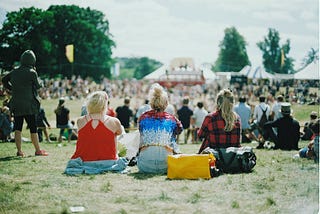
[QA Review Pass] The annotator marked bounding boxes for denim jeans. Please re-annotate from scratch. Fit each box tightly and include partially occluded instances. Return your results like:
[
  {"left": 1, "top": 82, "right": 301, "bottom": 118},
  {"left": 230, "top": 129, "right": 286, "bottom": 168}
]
[{"left": 137, "top": 146, "right": 172, "bottom": 174}]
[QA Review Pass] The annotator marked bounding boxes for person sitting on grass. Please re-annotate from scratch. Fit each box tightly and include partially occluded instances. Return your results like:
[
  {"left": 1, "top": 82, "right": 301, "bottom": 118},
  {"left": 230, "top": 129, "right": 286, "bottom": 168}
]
[
  {"left": 198, "top": 88, "right": 241, "bottom": 153},
  {"left": 137, "top": 83, "right": 183, "bottom": 174},
  {"left": 299, "top": 118, "right": 319, "bottom": 163},
  {"left": 258, "top": 103, "right": 300, "bottom": 150},
  {"left": 64, "top": 91, "right": 127, "bottom": 175}
]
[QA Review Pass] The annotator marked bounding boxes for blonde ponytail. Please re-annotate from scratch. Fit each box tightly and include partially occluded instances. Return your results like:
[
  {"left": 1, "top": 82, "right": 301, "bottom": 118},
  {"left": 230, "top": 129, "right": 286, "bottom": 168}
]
[{"left": 216, "top": 89, "right": 236, "bottom": 131}]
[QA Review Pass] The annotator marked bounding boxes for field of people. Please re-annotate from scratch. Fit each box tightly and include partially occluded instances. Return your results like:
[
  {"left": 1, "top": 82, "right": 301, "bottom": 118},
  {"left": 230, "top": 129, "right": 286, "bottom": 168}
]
[{"left": 0, "top": 98, "right": 318, "bottom": 214}]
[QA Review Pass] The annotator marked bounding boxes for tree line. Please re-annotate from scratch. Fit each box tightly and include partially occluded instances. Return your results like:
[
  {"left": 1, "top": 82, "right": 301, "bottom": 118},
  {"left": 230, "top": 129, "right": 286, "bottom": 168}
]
[{"left": 0, "top": 5, "right": 318, "bottom": 81}]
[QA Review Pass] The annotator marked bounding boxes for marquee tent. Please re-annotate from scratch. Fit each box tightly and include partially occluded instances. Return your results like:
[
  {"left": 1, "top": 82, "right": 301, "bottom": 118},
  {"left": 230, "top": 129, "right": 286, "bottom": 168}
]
[
  {"left": 246, "top": 66, "right": 274, "bottom": 79},
  {"left": 294, "top": 61, "right": 319, "bottom": 80},
  {"left": 143, "top": 65, "right": 167, "bottom": 80}
]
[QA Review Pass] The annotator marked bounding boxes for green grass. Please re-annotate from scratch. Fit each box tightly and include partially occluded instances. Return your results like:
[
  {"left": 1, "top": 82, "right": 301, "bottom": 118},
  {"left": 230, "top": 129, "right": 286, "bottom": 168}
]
[{"left": 0, "top": 99, "right": 319, "bottom": 214}]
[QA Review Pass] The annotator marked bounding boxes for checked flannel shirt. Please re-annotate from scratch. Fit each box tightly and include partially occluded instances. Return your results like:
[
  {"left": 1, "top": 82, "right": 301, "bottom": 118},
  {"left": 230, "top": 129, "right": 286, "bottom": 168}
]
[{"left": 198, "top": 110, "right": 241, "bottom": 153}]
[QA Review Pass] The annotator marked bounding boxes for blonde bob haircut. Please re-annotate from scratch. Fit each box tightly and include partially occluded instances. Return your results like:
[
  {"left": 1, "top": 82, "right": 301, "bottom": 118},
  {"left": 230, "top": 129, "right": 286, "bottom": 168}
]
[
  {"left": 216, "top": 88, "right": 236, "bottom": 132},
  {"left": 86, "top": 91, "right": 108, "bottom": 114},
  {"left": 148, "top": 83, "right": 168, "bottom": 112}
]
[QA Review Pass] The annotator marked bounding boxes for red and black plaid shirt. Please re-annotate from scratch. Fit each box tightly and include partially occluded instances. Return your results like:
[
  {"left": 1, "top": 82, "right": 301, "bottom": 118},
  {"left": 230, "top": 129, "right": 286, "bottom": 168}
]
[{"left": 198, "top": 110, "right": 241, "bottom": 153}]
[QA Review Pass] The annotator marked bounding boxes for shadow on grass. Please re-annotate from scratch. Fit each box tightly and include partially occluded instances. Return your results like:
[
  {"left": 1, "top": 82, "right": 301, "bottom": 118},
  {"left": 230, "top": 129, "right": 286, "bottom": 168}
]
[
  {"left": 0, "top": 155, "right": 33, "bottom": 162},
  {"left": 127, "top": 172, "right": 163, "bottom": 180}
]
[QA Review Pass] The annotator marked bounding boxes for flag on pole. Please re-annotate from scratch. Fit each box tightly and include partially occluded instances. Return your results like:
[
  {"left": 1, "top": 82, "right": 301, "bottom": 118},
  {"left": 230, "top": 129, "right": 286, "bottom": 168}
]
[
  {"left": 280, "top": 49, "right": 285, "bottom": 67},
  {"left": 65, "top": 44, "right": 74, "bottom": 63}
]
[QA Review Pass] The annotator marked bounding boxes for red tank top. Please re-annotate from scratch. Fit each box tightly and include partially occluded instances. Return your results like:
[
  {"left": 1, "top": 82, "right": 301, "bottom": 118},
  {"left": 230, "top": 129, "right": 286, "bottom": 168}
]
[{"left": 71, "top": 117, "right": 117, "bottom": 161}]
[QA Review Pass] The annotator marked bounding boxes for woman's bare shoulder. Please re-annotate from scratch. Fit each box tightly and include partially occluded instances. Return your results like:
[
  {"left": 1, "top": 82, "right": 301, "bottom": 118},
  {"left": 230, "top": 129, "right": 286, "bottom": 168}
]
[{"left": 77, "top": 116, "right": 88, "bottom": 130}]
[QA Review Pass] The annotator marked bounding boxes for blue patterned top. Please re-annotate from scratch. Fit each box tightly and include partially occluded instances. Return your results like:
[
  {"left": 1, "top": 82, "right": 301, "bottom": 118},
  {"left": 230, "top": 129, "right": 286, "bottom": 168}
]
[{"left": 139, "top": 110, "right": 183, "bottom": 153}]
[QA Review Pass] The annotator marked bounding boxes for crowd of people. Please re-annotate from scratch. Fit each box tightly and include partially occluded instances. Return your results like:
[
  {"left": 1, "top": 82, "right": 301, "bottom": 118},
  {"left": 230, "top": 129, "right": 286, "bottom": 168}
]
[{"left": 0, "top": 50, "right": 319, "bottom": 175}]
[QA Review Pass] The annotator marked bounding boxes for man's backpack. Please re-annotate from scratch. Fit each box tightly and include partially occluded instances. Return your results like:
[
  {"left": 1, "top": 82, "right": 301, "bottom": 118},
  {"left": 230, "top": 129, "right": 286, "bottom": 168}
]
[{"left": 259, "top": 106, "right": 268, "bottom": 128}]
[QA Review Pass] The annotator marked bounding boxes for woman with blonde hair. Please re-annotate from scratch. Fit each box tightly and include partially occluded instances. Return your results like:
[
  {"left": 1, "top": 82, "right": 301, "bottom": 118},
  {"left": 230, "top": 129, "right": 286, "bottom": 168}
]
[
  {"left": 64, "top": 91, "right": 127, "bottom": 175},
  {"left": 137, "top": 83, "right": 183, "bottom": 174},
  {"left": 198, "top": 88, "right": 241, "bottom": 153}
]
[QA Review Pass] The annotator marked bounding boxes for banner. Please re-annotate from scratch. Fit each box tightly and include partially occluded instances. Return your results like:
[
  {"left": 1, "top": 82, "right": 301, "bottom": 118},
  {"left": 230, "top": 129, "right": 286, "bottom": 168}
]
[{"left": 65, "top": 44, "right": 74, "bottom": 63}]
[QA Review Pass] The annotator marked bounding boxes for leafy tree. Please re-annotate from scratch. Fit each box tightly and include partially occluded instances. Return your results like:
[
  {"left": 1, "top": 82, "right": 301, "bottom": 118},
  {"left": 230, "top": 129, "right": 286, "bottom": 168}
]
[
  {"left": 302, "top": 48, "right": 318, "bottom": 66},
  {"left": 115, "top": 57, "right": 162, "bottom": 80},
  {"left": 214, "top": 26, "right": 250, "bottom": 72},
  {"left": 0, "top": 7, "right": 54, "bottom": 73},
  {"left": 0, "top": 5, "right": 115, "bottom": 80},
  {"left": 257, "top": 28, "right": 294, "bottom": 74},
  {"left": 133, "top": 57, "right": 161, "bottom": 80}
]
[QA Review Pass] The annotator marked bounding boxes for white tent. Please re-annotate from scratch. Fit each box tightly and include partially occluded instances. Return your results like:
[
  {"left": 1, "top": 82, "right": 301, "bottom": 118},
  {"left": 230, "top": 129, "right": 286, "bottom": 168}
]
[
  {"left": 143, "top": 65, "right": 167, "bottom": 80},
  {"left": 246, "top": 66, "right": 274, "bottom": 79},
  {"left": 238, "top": 65, "right": 251, "bottom": 76},
  {"left": 294, "top": 61, "right": 319, "bottom": 80},
  {"left": 143, "top": 64, "right": 216, "bottom": 81}
]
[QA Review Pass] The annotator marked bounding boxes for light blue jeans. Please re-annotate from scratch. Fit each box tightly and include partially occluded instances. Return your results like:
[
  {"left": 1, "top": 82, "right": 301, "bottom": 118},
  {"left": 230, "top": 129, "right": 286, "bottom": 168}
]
[{"left": 137, "top": 146, "right": 172, "bottom": 174}]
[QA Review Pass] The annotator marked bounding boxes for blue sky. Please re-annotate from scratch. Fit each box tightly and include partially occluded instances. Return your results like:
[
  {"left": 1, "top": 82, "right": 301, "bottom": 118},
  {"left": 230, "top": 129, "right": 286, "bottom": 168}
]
[{"left": 0, "top": 0, "right": 318, "bottom": 70}]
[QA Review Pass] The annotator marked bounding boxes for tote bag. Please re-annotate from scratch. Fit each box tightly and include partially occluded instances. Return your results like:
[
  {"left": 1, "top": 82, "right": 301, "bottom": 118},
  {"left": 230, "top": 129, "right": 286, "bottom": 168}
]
[{"left": 167, "top": 153, "right": 215, "bottom": 179}]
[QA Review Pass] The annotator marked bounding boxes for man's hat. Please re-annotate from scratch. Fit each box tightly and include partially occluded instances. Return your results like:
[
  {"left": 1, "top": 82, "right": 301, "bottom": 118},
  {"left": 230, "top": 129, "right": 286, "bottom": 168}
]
[
  {"left": 310, "top": 111, "right": 318, "bottom": 117},
  {"left": 280, "top": 102, "right": 292, "bottom": 115}
]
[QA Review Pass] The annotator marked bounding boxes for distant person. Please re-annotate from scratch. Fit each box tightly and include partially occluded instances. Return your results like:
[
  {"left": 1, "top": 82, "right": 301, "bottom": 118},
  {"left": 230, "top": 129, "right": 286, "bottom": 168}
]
[
  {"left": 36, "top": 107, "right": 51, "bottom": 142},
  {"left": 165, "top": 103, "right": 176, "bottom": 115},
  {"left": 0, "top": 106, "right": 13, "bottom": 141},
  {"left": 106, "top": 100, "right": 117, "bottom": 117},
  {"left": 198, "top": 89, "right": 241, "bottom": 153},
  {"left": 135, "top": 99, "right": 151, "bottom": 124},
  {"left": 116, "top": 97, "right": 133, "bottom": 132},
  {"left": 64, "top": 91, "right": 127, "bottom": 175},
  {"left": 54, "top": 98, "right": 72, "bottom": 142},
  {"left": 177, "top": 96, "right": 193, "bottom": 143},
  {"left": 2, "top": 50, "right": 48, "bottom": 156},
  {"left": 137, "top": 83, "right": 183, "bottom": 174},
  {"left": 259, "top": 103, "right": 300, "bottom": 150},
  {"left": 270, "top": 95, "right": 284, "bottom": 121},
  {"left": 191, "top": 101, "right": 208, "bottom": 143},
  {"left": 253, "top": 95, "right": 271, "bottom": 142},
  {"left": 301, "top": 111, "right": 318, "bottom": 140},
  {"left": 234, "top": 96, "right": 258, "bottom": 143},
  {"left": 299, "top": 119, "right": 319, "bottom": 163}
]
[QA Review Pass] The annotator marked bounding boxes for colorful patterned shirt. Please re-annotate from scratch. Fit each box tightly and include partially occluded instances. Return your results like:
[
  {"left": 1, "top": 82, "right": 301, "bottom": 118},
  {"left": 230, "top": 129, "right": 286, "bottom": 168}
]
[
  {"left": 198, "top": 110, "right": 241, "bottom": 153},
  {"left": 139, "top": 110, "right": 183, "bottom": 152}
]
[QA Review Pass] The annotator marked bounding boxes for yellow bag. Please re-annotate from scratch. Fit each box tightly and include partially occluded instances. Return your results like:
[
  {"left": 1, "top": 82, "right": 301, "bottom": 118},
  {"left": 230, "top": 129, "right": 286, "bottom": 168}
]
[{"left": 167, "top": 153, "right": 215, "bottom": 179}]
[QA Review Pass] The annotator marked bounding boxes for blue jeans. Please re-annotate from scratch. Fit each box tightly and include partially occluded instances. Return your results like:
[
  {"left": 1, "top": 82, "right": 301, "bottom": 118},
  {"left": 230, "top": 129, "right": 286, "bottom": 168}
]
[{"left": 137, "top": 146, "right": 172, "bottom": 174}]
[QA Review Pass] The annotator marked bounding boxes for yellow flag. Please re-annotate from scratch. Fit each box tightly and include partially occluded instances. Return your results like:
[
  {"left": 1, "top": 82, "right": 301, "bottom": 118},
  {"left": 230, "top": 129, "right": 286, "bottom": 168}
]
[
  {"left": 280, "top": 49, "right": 285, "bottom": 67},
  {"left": 65, "top": 44, "right": 74, "bottom": 63}
]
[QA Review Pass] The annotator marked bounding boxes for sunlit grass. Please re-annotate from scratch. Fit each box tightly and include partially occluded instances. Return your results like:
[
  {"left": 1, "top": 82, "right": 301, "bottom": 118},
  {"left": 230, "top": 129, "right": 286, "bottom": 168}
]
[{"left": 0, "top": 99, "right": 318, "bottom": 213}]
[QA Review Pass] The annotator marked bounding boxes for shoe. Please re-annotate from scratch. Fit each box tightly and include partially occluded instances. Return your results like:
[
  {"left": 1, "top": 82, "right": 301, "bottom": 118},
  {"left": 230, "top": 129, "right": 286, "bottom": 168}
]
[
  {"left": 35, "top": 150, "right": 49, "bottom": 156},
  {"left": 17, "top": 151, "right": 25, "bottom": 157}
]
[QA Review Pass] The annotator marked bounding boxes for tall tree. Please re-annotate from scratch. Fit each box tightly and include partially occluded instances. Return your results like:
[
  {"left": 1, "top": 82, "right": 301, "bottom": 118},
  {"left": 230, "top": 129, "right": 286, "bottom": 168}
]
[
  {"left": 214, "top": 27, "right": 250, "bottom": 72},
  {"left": 257, "top": 28, "right": 294, "bottom": 74},
  {"left": 0, "top": 5, "right": 115, "bottom": 80},
  {"left": 0, "top": 7, "right": 54, "bottom": 73}
]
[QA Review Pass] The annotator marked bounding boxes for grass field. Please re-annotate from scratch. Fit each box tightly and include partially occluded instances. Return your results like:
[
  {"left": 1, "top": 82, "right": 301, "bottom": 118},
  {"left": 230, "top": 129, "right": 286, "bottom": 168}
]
[{"left": 0, "top": 98, "right": 319, "bottom": 214}]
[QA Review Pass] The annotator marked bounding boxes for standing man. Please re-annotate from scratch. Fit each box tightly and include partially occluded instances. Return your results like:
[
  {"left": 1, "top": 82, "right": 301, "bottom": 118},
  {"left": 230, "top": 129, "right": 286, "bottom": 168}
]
[
  {"left": 177, "top": 97, "right": 193, "bottom": 144},
  {"left": 116, "top": 97, "right": 133, "bottom": 132},
  {"left": 192, "top": 102, "right": 208, "bottom": 143},
  {"left": 2, "top": 50, "right": 48, "bottom": 157}
]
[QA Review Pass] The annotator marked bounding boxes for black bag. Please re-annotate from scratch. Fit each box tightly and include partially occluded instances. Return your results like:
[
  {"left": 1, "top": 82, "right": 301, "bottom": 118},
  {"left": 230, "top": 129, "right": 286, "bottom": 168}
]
[{"left": 211, "top": 147, "right": 257, "bottom": 173}]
